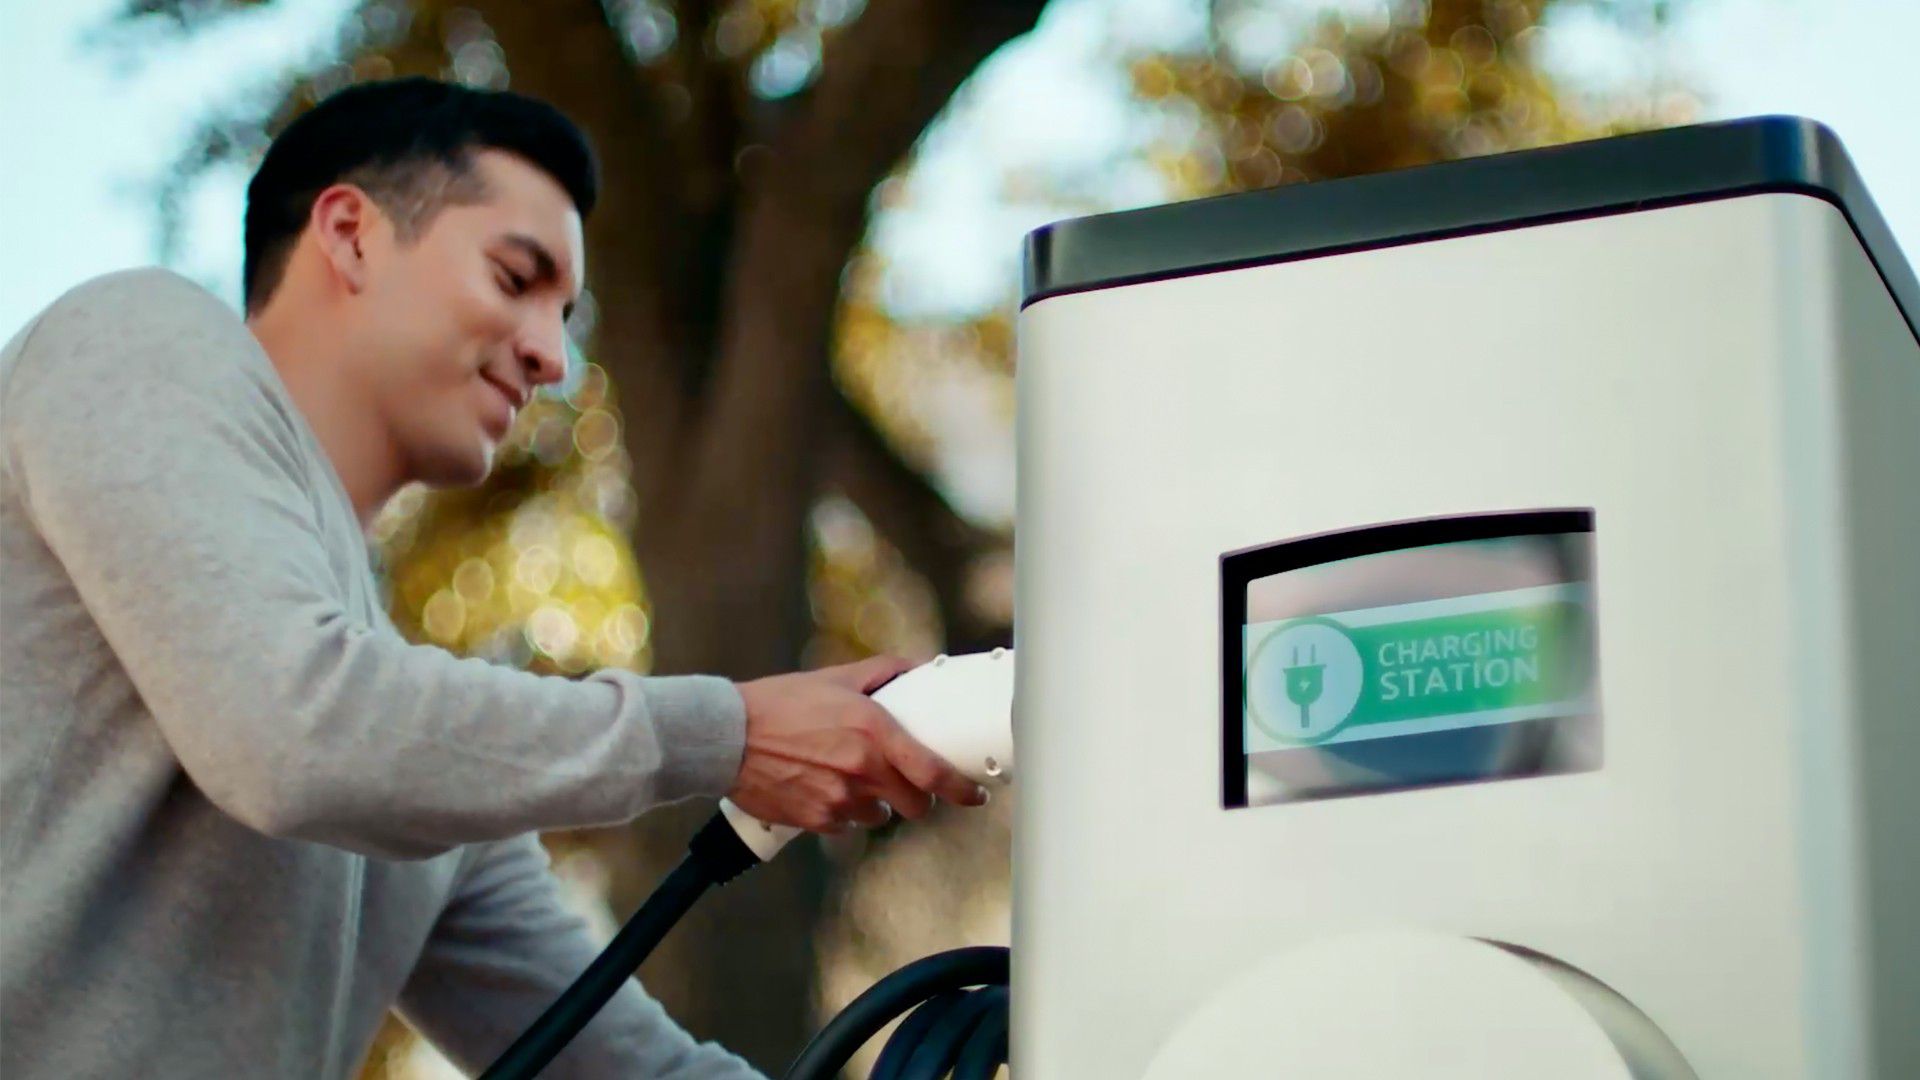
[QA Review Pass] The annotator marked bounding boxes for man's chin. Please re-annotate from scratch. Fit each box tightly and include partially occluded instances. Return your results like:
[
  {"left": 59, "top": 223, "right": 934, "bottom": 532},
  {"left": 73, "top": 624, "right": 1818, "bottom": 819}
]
[{"left": 413, "top": 445, "right": 497, "bottom": 489}]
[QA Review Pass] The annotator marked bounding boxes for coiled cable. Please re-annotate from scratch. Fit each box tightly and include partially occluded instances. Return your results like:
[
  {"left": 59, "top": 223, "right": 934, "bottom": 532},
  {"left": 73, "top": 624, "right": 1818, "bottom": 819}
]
[{"left": 782, "top": 946, "right": 1010, "bottom": 1080}]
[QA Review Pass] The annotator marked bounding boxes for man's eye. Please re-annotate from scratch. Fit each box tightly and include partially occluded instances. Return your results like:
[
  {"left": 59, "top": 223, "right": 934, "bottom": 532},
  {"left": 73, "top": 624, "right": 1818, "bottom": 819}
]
[{"left": 497, "top": 266, "right": 530, "bottom": 295}]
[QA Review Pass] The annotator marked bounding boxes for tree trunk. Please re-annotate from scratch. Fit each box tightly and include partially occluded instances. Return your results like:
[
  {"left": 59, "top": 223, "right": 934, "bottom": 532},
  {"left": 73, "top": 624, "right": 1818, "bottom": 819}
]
[{"left": 462, "top": 0, "right": 1044, "bottom": 1068}]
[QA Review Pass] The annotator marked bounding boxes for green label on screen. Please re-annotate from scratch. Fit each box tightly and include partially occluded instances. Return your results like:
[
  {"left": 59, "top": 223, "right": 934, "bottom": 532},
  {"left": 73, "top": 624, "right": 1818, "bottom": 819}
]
[{"left": 1244, "top": 584, "right": 1593, "bottom": 749}]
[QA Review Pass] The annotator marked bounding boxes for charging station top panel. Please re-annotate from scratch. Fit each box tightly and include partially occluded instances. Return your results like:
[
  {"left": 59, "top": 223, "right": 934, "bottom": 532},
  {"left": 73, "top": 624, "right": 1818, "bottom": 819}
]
[{"left": 1021, "top": 116, "right": 1917, "bottom": 340}]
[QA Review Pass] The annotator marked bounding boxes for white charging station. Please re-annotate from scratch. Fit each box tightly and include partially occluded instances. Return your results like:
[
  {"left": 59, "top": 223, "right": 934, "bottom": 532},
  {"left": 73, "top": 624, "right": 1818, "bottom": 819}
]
[{"left": 1012, "top": 117, "right": 1919, "bottom": 1077}]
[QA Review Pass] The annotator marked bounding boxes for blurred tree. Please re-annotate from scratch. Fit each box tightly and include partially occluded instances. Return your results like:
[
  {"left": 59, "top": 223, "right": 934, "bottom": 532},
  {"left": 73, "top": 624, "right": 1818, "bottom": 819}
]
[{"left": 1132, "top": 0, "right": 1693, "bottom": 199}]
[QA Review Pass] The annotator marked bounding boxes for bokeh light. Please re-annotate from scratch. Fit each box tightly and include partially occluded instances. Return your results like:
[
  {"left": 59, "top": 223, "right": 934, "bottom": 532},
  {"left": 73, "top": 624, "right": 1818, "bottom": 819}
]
[{"left": 372, "top": 364, "right": 653, "bottom": 679}]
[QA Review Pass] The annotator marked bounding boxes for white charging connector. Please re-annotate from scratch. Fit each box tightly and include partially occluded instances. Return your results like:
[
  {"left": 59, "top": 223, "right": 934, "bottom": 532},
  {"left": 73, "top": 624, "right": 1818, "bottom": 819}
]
[{"left": 719, "top": 648, "right": 1016, "bottom": 862}]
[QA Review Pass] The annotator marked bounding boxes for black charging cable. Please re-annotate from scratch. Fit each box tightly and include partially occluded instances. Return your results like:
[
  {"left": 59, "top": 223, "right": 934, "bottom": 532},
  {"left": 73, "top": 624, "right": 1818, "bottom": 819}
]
[
  {"left": 781, "top": 946, "right": 1010, "bottom": 1080},
  {"left": 478, "top": 812, "right": 759, "bottom": 1080},
  {"left": 479, "top": 811, "right": 1010, "bottom": 1080}
]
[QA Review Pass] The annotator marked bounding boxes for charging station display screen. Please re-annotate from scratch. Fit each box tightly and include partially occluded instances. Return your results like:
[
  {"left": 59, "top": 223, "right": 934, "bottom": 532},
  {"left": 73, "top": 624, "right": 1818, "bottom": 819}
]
[{"left": 1222, "top": 510, "right": 1601, "bottom": 808}]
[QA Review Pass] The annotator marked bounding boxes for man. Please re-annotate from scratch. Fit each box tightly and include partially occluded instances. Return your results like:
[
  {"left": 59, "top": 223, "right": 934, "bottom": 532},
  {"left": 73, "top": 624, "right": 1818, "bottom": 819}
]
[{"left": 0, "top": 77, "right": 987, "bottom": 1078}]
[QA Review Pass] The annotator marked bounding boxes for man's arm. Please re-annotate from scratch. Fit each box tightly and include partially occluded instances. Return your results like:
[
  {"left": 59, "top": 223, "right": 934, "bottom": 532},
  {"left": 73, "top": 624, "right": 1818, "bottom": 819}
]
[
  {"left": 396, "top": 834, "right": 766, "bottom": 1079},
  {"left": 1, "top": 268, "right": 743, "bottom": 858}
]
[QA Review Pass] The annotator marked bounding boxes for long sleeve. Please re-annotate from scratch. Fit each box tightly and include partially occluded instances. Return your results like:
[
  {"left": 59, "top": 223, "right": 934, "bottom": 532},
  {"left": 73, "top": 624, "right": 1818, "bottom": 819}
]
[
  {"left": 0, "top": 268, "right": 745, "bottom": 859},
  {"left": 397, "top": 834, "right": 767, "bottom": 1079}
]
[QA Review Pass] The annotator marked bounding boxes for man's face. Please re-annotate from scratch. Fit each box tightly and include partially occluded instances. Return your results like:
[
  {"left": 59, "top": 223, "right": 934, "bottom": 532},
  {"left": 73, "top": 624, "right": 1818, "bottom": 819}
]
[{"left": 347, "top": 148, "right": 585, "bottom": 487}]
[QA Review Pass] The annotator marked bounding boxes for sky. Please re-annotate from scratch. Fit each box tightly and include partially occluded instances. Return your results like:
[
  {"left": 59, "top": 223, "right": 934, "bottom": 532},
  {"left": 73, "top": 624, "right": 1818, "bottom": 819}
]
[{"left": 3, "top": 0, "right": 1918, "bottom": 337}]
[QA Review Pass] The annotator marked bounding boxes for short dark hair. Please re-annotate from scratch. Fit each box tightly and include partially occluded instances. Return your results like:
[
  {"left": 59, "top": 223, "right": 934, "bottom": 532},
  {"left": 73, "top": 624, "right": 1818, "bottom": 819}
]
[{"left": 243, "top": 77, "right": 599, "bottom": 313}]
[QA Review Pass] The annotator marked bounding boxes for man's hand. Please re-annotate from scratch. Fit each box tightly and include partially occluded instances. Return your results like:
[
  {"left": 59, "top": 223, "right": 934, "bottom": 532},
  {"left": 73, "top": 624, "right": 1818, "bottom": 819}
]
[{"left": 728, "top": 655, "right": 991, "bottom": 834}]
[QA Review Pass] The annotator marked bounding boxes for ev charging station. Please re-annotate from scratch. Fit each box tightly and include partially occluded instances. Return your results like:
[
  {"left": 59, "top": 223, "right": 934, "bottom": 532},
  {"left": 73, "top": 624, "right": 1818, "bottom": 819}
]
[
  {"left": 1012, "top": 117, "right": 1920, "bottom": 1078},
  {"left": 486, "top": 116, "right": 1915, "bottom": 1080}
]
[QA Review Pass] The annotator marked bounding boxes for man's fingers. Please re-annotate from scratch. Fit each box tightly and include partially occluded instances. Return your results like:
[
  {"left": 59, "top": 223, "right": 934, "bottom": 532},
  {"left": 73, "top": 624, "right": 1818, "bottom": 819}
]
[
  {"left": 828, "top": 653, "right": 915, "bottom": 694},
  {"left": 851, "top": 748, "right": 934, "bottom": 821},
  {"left": 937, "top": 770, "right": 991, "bottom": 808},
  {"left": 842, "top": 797, "right": 894, "bottom": 830},
  {"left": 879, "top": 722, "right": 989, "bottom": 808}
]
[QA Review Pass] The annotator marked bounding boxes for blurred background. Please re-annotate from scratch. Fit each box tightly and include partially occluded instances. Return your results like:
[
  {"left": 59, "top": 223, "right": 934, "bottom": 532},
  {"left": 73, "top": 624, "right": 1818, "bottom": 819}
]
[{"left": 3, "top": 0, "right": 1915, "bottom": 1075}]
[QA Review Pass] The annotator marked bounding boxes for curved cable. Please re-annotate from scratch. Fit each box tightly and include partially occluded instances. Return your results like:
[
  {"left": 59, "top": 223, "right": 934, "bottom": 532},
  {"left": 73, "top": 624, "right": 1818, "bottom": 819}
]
[
  {"left": 897, "top": 985, "right": 1008, "bottom": 1080},
  {"left": 951, "top": 1002, "right": 1010, "bottom": 1080},
  {"left": 782, "top": 947, "right": 1010, "bottom": 1080},
  {"left": 871, "top": 991, "right": 969, "bottom": 1080}
]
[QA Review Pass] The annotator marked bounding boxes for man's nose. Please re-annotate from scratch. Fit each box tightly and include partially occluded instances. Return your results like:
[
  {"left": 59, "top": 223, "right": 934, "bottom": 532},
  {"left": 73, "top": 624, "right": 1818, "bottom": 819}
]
[{"left": 517, "top": 318, "right": 570, "bottom": 389}]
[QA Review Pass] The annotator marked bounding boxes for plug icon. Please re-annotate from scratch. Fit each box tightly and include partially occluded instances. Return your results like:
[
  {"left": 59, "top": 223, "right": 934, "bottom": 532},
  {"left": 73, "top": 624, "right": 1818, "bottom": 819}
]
[{"left": 1284, "top": 645, "right": 1326, "bottom": 730}]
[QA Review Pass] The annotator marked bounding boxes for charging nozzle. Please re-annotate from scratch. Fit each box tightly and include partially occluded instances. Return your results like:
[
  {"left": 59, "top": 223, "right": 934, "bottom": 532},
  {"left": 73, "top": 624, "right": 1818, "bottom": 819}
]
[
  {"left": 718, "top": 797, "right": 806, "bottom": 862},
  {"left": 721, "top": 648, "right": 1016, "bottom": 862}
]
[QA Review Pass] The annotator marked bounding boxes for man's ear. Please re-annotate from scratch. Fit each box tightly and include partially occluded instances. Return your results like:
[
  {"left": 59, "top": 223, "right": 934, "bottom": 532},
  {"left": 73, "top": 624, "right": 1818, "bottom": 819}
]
[{"left": 309, "top": 183, "right": 379, "bottom": 295}]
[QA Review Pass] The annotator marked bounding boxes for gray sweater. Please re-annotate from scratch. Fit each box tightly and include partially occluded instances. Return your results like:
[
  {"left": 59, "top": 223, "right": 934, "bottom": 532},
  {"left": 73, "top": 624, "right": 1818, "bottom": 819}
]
[{"left": 0, "top": 269, "right": 764, "bottom": 1078}]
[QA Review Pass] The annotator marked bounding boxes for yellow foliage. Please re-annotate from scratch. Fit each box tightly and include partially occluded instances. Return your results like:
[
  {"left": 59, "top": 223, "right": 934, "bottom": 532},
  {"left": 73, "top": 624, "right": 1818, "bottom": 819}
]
[{"left": 372, "top": 365, "right": 651, "bottom": 678}]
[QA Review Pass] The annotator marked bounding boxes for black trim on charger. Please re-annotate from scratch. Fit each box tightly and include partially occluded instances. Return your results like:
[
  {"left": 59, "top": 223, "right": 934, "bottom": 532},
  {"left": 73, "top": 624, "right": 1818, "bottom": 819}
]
[
  {"left": 1023, "top": 116, "right": 1918, "bottom": 343},
  {"left": 1220, "top": 508, "right": 1596, "bottom": 810}
]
